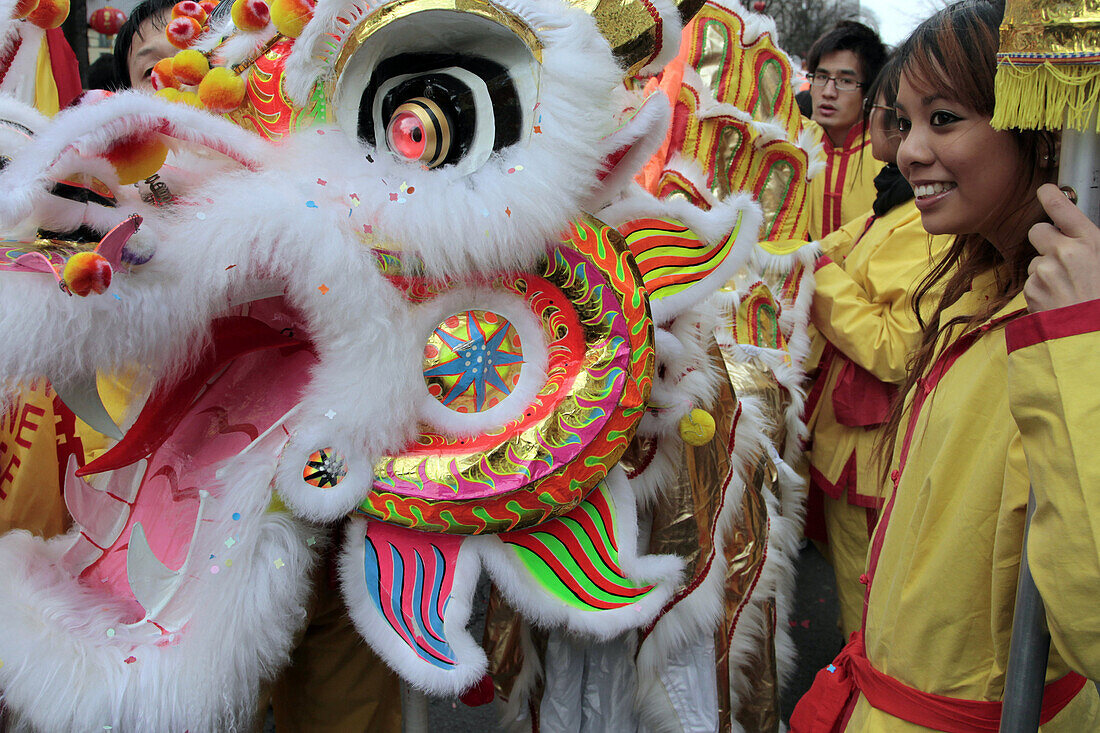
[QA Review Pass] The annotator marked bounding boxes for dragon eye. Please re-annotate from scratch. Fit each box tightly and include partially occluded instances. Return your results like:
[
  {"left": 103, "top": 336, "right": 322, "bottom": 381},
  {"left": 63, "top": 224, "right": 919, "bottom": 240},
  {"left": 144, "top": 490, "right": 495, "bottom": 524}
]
[
  {"left": 385, "top": 98, "right": 451, "bottom": 168},
  {"left": 331, "top": 7, "right": 539, "bottom": 176}
]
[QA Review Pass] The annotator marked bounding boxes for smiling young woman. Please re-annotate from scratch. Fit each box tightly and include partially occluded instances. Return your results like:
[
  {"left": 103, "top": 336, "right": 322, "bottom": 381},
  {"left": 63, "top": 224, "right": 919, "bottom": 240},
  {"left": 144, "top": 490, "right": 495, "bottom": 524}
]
[{"left": 791, "top": 1, "right": 1100, "bottom": 731}]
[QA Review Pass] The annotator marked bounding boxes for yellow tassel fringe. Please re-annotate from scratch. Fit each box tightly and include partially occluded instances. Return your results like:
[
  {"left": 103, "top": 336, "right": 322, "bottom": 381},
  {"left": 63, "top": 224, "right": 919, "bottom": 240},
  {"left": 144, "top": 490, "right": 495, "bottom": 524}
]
[{"left": 992, "top": 61, "right": 1100, "bottom": 132}]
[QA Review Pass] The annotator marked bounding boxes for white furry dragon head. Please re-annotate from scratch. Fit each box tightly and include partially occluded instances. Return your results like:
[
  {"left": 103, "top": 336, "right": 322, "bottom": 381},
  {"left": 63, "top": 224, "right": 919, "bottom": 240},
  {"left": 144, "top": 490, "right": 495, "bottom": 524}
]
[{"left": 0, "top": 0, "right": 764, "bottom": 726}]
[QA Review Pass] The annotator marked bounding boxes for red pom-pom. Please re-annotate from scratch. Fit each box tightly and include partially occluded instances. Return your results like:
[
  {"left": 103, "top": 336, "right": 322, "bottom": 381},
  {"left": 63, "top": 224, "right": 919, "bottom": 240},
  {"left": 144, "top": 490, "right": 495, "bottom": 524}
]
[
  {"left": 166, "top": 15, "right": 202, "bottom": 48},
  {"left": 458, "top": 674, "right": 495, "bottom": 707},
  {"left": 25, "top": 0, "right": 68, "bottom": 28},
  {"left": 752, "top": 0, "right": 765, "bottom": 10},
  {"left": 172, "top": 0, "right": 208, "bottom": 24},
  {"left": 63, "top": 252, "right": 113, "bottom": 297}
]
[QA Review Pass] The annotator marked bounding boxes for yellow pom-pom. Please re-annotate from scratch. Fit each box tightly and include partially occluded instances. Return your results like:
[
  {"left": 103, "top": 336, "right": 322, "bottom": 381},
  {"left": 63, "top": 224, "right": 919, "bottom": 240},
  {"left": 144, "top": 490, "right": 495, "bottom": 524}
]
[
  {"left": 268, "top": 0, "right": 313, "bottom": 37},
  {"left": 198, "top": 67, "right": 246, "bottom": 113},
  {"left": 178, "top": 91, "right": 205, "bottom": 108},
  {"left": 104, "top": 134, "right": 169, "bottom": 185},
  {"left": 155, "top": 87, "right": 182, "bottom": 103},
  {"left": 171, "top": 49, "right": 209, "bottom": 86},
  {"left": 679, "top": 408, "right": 716, "bottom": 447},
  {"left": 231, "top": 0, "right": 270, "bottom": 32}
]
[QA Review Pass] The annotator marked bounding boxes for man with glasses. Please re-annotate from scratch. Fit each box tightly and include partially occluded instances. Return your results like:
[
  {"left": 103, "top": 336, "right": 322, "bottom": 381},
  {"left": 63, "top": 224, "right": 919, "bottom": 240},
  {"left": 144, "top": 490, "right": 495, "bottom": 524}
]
[{"left": 803, "top": 20, "right": 887, "bottom": 239}]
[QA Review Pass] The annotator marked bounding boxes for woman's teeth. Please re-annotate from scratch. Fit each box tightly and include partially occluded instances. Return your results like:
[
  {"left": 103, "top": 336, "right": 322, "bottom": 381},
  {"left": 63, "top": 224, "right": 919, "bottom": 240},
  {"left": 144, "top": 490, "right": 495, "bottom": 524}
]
[{"left": 914, "top": 182, "right": 956, "bottom": 198}]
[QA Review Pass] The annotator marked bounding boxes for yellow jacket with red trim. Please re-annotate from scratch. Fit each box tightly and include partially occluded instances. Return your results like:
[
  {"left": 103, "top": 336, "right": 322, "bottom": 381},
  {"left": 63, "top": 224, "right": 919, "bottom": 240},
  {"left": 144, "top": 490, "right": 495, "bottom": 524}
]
[
  {"left": 1007, "top": 297, "right": 1100, "bottom": 682},
  {"left": 805, "top": 120, "right": 881, "bottom": 241},
  {"left": 807, "top": 202, "right": 950, "bottom": 506},
  {"left": 846, "top": 278, "right": 1100, "bottom": 730}
]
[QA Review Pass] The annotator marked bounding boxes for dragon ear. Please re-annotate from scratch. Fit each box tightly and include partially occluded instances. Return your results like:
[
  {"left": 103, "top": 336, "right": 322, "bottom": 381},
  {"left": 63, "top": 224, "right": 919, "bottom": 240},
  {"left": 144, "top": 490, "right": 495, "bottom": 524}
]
[
  {"left": 584, "top": 90, "right": 672, "bottom": 212},
  {"left": 0, "top": 94, "right": 269, "bottom": 229}
]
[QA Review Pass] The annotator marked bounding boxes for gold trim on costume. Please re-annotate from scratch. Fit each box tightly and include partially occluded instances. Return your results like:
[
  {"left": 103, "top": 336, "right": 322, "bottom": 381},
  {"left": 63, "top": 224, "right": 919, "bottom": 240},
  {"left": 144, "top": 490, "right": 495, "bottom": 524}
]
[{"left": 332, "top": 0, "right": 544, "bottom": 82}]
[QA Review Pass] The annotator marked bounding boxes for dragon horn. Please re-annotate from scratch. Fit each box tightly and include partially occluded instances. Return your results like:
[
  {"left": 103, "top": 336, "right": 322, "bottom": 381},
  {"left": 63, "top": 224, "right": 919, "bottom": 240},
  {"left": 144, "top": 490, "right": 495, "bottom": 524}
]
[{"left": 566, "top": 0, "right": 706, "bottom": 76}]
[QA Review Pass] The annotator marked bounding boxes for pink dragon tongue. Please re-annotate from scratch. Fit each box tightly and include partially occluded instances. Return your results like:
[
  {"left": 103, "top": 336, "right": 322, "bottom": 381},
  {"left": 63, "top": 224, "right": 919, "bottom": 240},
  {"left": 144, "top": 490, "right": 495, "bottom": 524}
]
[
  {"left": 73, "top": 300, "right": 318, "bottom": 622},
  {"left": 78, "top": 316, "right": 311, "bottom": 477}
]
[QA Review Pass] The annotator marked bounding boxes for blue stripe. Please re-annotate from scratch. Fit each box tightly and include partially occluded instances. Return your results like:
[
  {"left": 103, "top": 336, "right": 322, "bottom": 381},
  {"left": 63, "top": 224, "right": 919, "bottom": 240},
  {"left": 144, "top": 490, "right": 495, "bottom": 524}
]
[
  {"left": 411, "top": 549, "right": 457, "bottom": 662},
  {"left": 361, "top": 534, "right": 385, "bottom": 614}
]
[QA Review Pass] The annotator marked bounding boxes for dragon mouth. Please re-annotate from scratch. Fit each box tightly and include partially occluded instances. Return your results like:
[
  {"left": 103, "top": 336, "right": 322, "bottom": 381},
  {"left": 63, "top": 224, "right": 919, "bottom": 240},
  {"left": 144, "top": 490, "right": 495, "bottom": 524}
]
[{"left": 61, "top": 296, "right": 318, "bottom": 630}]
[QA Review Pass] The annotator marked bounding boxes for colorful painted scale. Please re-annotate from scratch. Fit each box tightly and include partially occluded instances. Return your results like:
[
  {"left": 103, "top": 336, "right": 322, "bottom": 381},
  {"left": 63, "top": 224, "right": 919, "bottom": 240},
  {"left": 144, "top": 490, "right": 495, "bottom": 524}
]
[
  {"left": 497, "top": 480, "right": 654, "bottom": 610},
  {"left": 619, "top": 215, "right": 743, "bottom": 301},
  {"left": 357, "top": 216, "right": 654, "bottom": 534},
  {"left": 360, "top": 522, "right": 462, "bottom": 669},
  {"left": 423, "top": 310, "right": 524, "bottom": 412}
]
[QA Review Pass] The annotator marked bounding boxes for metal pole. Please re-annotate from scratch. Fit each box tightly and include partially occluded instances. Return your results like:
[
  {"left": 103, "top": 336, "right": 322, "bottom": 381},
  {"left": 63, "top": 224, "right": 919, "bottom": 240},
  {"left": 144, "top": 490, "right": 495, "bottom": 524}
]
[
  {"left": 1059, "top": 125, "right": 1100, "bottom": 223},
  {"left": 999, "top": 489, "right": 1050, "bottom": 732},
  {"left": 400, "top": 680, "right": 429, "bottom": 733}
]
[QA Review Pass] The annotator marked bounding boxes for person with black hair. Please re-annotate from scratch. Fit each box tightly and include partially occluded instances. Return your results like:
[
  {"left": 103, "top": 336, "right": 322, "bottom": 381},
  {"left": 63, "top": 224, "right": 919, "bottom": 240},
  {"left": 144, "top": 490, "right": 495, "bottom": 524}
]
[
  {"left": 802, "top": 55, "right": 952, "bottom": 639},
  {"left": 112, "top": 0, "right": 177, "bottom": 90},
  {"left": 803, "top": 20, "right": 888, "bottom": 240}
]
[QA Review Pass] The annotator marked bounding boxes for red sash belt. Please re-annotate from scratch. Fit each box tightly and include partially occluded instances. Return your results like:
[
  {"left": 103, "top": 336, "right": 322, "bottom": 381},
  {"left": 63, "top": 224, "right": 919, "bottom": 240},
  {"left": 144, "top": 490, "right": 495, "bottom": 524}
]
[{"left": 790, "top": 632, "right": 1087, "bottom": 732}]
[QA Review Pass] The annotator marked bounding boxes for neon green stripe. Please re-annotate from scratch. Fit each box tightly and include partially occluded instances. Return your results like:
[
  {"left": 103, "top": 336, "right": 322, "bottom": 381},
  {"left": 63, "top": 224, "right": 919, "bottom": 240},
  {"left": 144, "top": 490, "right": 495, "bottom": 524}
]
[
  {"left": 531, "top": 532, "right": 638, "bottom": 602},
  {"left": 578, "top": 496, "right": 614, "bottom": 552},
  {"left": 512, "top": 537, "right": 635, "bottom": 608},
  {"left": 512, "top": 544, "right": 592, "bottom": 610},
  {"left": 560, "top": 516, "right": 631, "bottom": 583}
]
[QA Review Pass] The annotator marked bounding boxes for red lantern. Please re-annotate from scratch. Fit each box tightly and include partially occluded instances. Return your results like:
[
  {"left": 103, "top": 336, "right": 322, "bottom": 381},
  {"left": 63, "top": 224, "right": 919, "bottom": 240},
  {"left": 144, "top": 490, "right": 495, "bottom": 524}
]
[{"left": 88, "top": 6, "right": 126, "bottom": 35}]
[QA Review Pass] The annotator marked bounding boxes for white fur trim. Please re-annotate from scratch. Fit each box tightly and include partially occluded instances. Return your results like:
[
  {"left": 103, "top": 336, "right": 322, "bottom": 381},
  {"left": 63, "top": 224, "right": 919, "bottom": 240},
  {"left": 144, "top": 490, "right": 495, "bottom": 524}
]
[
  {"left": 275, "top": 432, "right": 375, "bottom": 522},
  {"left": 0, "top": 25, "right": 43, "bottom": 108},
  {"left": 633, "top": 394, "right": 772, "bottom": 732},
  {"left": 0, "top": 453, "right": 321, "bottom": 732},
  {"left": 0, "top": 93, "right": 269, "bottom": 228},
  {"left": 636, "top": 0, "right": 686, "bottom": 76},
  {"left": 584, "top": 89, "right": 671, "bottom": 212}
]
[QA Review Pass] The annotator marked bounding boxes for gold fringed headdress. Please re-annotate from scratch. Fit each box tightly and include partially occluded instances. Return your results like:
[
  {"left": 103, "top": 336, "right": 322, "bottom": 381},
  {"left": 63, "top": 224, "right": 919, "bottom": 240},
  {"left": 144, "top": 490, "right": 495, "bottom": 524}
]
[{"left": 992, "top": 0, "right": 1100, "bottom": 132}]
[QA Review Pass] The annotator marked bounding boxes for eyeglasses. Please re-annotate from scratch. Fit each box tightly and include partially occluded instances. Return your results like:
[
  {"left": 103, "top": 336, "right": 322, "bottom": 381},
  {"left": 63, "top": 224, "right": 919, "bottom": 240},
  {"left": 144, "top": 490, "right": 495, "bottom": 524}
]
[
  {"left": 807, "top": 73, "right": 863, "bottom": 92},
  {"left": 865, "top": 103, "right": 902, "bottom": 138}
]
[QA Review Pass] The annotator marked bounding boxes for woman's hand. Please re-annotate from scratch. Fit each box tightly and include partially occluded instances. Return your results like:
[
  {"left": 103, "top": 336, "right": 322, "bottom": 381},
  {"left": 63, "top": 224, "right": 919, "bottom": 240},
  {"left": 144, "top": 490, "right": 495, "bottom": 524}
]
[{"left": 1026, "top": 183, "right": 1100, "bottom": 313}]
